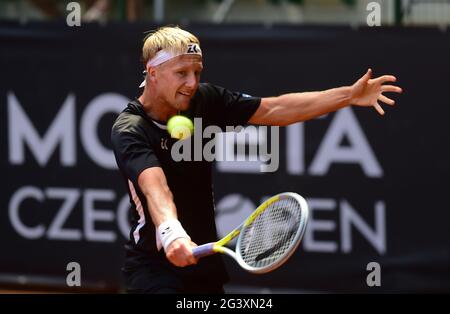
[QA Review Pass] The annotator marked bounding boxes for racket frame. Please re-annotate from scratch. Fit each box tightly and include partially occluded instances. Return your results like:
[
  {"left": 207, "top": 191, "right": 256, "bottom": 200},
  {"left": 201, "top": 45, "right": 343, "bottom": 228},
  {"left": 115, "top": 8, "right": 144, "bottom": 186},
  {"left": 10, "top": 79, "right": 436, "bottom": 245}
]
[{"left": 193, "top": 192, "right": 309, "bottom": 274}]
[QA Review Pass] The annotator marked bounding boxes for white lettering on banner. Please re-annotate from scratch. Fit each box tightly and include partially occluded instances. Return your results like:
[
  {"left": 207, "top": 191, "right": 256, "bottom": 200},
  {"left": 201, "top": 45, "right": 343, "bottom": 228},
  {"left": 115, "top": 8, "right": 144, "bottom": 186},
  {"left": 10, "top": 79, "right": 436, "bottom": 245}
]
[
  {"left": 219, "top": 107, "right": 382, "bottom": 177},
  {"left": 80, "top": 93, "right": 129, "bottom": 169},
  {"left": 8, "top": 92, "right": 76, "bottom": 167},
  {"left": 303, "top": 199, "right": 338, "bottom": 252},
  {"left": 7, "top": 92, "right": 127, "bottom": 169},
  {"left": 341, "top": 200, "right": 386, "bottom": 254},
  {"left": 8, "top": 187, "right": 386, "bottom": 253},
  {"left": 215, "top": 194, "right": 387, "bottom": 254},
  {"left": 8, "top": 186, "right": 130, "bottom": 242},
  {"left": 83, "top": 189, "right": 116, "bottom": 242},
  {"left": 7, "top": 92, "right": 380, "bottom": 177},
  {"left": 9, "top": 186, "right": 46, "bottom": 239},
  {"left": 46, "top": 188, "right": 82, "bottom": 240},
  {"left": 309, "top": 107, "right": 383, "bottom": 177}
]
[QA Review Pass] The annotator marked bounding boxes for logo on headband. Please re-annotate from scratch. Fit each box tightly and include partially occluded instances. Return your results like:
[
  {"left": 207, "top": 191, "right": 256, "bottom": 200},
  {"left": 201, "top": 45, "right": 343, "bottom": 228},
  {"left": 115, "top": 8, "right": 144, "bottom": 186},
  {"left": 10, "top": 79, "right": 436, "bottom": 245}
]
[{"left": 187, "top": 44, "right": 200, "bottom": 54}]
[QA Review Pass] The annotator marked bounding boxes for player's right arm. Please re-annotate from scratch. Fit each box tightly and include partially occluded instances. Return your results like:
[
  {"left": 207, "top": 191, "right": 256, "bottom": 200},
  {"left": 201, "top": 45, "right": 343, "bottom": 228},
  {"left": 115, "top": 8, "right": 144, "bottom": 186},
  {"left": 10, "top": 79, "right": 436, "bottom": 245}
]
[{"left": 138, "top": 167, "right": 197, "bottom": 267}]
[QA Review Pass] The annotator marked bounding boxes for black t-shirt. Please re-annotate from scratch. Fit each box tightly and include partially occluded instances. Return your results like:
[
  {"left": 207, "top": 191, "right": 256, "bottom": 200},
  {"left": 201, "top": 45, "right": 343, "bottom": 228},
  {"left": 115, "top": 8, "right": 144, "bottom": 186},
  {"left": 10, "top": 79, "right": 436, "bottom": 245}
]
[{"left": 111, "top": 83, "right": 261, "bottom": 283}]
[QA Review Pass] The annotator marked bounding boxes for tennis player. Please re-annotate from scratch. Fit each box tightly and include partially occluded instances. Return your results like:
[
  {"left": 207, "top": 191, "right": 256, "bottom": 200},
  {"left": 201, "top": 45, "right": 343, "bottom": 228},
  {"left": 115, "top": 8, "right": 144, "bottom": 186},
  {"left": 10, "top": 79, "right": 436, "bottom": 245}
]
[{"left": 111, "top": 26, "right": 402, "bottom": 294}]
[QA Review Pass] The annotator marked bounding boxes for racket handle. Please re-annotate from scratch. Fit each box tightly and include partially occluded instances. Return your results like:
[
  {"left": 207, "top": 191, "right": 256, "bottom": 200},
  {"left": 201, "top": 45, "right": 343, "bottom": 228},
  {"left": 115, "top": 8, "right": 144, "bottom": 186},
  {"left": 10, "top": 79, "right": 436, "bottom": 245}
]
[{"left": 192, "top": 243, "right": 215, "bottom": 259}]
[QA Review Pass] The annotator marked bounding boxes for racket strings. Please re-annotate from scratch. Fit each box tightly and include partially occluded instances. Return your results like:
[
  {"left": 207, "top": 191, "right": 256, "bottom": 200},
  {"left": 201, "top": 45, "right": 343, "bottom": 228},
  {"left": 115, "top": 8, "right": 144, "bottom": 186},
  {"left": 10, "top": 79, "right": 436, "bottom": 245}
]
[
  {"left": 239, "top": 196, "right": 302, "bottom": 269},
  {"left": 241, "top": 199, "right": 297, "bottom": 267}
]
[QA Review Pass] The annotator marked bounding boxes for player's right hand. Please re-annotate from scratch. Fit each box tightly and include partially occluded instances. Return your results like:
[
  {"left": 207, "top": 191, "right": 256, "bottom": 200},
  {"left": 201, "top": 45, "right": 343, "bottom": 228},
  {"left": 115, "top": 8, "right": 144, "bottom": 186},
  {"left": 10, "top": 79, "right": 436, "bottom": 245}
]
[{"left": 165, "top": 238, "right": 198, "bottom": 267}]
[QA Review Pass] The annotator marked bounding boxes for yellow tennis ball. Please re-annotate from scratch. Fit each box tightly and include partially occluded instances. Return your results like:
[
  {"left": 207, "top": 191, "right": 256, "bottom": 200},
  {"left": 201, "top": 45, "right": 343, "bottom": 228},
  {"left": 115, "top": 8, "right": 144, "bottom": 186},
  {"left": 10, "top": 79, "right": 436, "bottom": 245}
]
[{"left": 167, "top": 115, "right": 194, "bottom": 140}]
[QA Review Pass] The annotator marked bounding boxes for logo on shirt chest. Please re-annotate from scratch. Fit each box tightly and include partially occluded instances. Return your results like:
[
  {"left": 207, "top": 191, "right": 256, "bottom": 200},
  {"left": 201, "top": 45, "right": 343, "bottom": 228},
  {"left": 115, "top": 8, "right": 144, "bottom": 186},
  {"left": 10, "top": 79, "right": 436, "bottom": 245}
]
[{"left": 161, "top": 138, "right": 169, "bottom": 150}]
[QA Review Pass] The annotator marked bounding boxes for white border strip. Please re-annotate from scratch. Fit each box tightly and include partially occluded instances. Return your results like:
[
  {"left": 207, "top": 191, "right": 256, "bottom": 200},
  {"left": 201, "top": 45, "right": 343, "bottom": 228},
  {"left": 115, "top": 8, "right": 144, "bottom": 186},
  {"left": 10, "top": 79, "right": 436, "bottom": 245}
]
[{"left": 128, "top": 180, "right": 146, "bottom": 244}]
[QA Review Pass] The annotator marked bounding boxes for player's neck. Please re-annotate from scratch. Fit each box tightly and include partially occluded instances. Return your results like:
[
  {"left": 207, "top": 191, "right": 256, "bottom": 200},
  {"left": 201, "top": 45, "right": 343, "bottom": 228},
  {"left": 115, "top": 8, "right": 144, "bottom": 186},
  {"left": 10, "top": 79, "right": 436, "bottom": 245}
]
[{"left": 139, "top": 91, "right": 177, "bottom": 123}]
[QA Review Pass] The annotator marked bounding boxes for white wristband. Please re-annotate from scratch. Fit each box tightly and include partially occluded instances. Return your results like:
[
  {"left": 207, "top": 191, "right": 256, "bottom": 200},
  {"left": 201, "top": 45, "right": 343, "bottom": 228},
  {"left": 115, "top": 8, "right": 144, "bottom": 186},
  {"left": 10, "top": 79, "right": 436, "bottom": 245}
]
[{"left": 156, "top": 219, "right": 190, "bottom": 252}]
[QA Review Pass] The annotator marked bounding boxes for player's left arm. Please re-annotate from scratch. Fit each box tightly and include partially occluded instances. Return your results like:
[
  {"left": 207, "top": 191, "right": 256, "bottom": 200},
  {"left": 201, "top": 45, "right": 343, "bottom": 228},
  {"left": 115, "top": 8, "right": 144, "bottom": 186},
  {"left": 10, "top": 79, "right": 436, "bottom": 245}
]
[{"left": 248, "top": 69, "right": 403, "bottom": 126}]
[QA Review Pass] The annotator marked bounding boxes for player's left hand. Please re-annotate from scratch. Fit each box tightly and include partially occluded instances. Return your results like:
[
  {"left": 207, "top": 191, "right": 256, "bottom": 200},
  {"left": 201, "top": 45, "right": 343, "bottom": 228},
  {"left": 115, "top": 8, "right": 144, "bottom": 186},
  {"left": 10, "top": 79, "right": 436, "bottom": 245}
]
[{"left": 350, "top": 68, "right": 403, "bottom": 115}]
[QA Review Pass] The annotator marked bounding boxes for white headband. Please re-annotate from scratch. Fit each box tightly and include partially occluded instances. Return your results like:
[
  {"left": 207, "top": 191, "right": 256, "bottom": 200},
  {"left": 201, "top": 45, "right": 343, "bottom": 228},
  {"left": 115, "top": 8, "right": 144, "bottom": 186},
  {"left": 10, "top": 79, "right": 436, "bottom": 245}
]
[{"left": 139, "top": 43, "right": 202, "bottom": 88}]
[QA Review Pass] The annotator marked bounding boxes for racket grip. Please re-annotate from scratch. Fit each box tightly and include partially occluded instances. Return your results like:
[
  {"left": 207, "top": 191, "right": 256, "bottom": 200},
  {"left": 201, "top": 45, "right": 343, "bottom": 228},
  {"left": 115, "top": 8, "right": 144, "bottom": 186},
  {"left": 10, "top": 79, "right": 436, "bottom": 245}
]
[{"left": 192, "top": 243, "right": 215, "bottom": 259}]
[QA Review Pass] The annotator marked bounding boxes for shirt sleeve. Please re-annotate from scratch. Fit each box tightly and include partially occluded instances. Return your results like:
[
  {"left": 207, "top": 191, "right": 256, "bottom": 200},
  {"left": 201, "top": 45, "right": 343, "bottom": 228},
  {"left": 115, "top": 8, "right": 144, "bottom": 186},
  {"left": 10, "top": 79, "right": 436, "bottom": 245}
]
[
  {"left": 199, "top": 83, "right": 261, "bottom": 130},
  {"left": 111, "top": 116, "right": 161, "bottom": 186}
]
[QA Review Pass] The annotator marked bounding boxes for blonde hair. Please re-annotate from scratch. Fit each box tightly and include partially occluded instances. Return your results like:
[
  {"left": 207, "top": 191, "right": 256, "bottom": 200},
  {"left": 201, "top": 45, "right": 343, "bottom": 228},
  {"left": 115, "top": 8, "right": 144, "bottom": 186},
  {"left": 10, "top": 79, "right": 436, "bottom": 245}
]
[{"left": 142, "top": 26, "right": 200, "bottom": 67}]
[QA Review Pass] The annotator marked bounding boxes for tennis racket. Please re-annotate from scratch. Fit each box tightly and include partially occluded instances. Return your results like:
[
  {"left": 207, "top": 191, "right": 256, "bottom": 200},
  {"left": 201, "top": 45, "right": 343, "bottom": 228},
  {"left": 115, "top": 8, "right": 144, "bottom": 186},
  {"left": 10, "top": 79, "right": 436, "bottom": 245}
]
[{"left": 192, "top": 192, "right": 309, "bottom": 274}]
